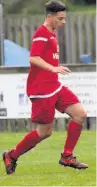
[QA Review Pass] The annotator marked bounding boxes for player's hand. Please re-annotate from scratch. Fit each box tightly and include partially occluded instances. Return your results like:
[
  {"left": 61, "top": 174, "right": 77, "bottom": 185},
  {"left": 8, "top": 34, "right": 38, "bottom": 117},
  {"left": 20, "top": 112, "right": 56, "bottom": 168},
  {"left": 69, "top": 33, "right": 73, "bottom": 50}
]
[{"left": 52, "top": 66, "right": 71, "bottom": 75}]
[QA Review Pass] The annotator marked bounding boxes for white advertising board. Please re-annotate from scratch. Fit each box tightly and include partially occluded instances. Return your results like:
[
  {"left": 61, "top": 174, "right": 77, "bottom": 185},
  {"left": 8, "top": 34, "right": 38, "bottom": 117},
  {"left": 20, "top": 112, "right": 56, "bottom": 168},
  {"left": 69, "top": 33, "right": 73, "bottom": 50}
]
[{"left": 0, "top": 72, "right": 97, "bottom": 119}]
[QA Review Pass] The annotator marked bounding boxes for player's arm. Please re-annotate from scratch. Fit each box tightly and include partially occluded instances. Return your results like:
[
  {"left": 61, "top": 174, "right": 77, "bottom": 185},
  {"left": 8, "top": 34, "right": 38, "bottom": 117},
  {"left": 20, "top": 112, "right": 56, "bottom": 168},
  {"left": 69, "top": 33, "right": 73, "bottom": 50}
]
[
  {"left": 30, "top": 56, "right": 54, "bottom": 72},
  {"left": 30, "top": 34, "right": 71, "bottom": 74},
  {"left": 30, "top": 56, "right": 71, "bottom": 74}
]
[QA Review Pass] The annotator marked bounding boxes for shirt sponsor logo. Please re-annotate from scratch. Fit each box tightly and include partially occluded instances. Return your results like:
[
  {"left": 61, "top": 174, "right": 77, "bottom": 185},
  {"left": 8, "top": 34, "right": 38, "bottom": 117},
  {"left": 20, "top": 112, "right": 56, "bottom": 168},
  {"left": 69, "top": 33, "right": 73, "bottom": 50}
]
[{"left": 53, "top": 53, "right": 59, "bottom": 59}]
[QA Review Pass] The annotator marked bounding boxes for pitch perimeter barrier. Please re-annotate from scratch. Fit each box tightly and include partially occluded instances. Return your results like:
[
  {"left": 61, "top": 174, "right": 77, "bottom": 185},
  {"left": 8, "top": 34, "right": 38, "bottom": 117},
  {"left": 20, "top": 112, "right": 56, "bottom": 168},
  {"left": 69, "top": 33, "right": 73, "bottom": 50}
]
[{"left": 0, "top": 64, "right": 96, "bottom": 131}]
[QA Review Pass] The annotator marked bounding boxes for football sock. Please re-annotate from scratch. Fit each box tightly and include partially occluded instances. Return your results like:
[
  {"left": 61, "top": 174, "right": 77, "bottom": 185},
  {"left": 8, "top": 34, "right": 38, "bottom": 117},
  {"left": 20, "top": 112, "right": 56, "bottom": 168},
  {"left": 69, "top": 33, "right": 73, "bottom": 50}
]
[
  {"left": 62, "top": 120, "right": 82, "bottom": 156},
  {"left": 10, "top": 130, "right": 42, "bottom": 160}
]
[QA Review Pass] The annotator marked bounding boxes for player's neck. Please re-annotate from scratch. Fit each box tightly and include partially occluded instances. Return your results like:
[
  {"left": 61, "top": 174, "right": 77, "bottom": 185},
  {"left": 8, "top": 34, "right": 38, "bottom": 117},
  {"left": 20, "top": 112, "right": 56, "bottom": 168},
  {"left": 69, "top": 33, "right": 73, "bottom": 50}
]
[{"left": 43, "top": 22, "right": 55, "bottom": 34}]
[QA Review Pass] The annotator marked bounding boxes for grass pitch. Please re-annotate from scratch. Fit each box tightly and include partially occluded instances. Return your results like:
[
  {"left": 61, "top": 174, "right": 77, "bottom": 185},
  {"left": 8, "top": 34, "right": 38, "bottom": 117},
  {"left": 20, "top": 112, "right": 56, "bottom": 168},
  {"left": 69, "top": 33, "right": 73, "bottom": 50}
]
[{"left": 0, "top": 131, "right": 96, "bottom": 186}]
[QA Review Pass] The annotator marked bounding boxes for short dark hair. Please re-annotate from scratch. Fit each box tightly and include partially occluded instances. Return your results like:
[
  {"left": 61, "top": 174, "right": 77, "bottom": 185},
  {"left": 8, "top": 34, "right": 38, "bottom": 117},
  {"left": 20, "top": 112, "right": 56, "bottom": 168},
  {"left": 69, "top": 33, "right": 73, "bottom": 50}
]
[{"left": 44, "top": 0, "right": 66, "bottom": 15}]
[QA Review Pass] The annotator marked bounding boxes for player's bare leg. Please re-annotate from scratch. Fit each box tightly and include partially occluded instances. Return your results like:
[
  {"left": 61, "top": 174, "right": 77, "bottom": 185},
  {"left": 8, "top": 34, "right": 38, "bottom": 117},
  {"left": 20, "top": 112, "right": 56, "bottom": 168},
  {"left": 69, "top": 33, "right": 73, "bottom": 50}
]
[
  {"left": 3, "top": 123, "right": 53, "bottom": 174},
  {"left": 36, "top": 123, "right": 53, "bottom": 139},
  {"left": 59, "top": 103, "right": 88, "bottom": 169}
]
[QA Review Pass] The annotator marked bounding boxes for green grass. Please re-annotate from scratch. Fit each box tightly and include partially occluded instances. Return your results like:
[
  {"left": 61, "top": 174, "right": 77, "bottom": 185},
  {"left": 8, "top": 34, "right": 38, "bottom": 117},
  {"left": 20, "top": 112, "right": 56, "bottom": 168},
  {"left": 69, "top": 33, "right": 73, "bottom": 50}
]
[{"left": 0, "top": 131, "right": 96, "bottom": 186}]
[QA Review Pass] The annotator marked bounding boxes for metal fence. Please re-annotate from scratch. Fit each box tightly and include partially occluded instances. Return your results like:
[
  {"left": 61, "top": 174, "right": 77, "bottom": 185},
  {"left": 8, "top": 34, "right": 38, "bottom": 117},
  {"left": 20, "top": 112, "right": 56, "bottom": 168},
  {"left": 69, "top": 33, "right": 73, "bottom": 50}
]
[{"left": 4, "top": 13, "right": 96, "bottom": 64}]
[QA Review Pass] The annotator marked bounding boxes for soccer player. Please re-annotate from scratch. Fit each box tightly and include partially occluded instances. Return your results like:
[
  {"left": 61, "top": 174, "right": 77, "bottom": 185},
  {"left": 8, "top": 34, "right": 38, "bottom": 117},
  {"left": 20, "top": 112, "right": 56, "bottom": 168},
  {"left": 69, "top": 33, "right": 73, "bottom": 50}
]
[{"left": 3, "top": 0, "right": 88, "bottom": 174}]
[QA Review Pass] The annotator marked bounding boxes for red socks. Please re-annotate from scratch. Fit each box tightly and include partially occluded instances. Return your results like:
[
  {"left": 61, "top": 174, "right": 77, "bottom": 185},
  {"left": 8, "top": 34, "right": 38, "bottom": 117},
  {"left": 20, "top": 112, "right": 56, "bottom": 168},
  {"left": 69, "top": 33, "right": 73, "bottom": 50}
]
[
  {"left": 10, "top": 130, "right": 42, "bottom": 160},
  {"left": 62, "top": 120, "right": 82, "bottom": 156},
  {"left": 10, "top": 121, "right": 82, "bottom": 160}
]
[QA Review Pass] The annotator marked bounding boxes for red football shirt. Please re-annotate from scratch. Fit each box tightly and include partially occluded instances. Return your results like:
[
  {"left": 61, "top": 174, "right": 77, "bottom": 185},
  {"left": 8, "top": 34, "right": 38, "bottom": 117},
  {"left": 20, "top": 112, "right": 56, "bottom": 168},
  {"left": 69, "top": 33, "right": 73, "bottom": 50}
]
[{"left": 26, "top": 25, "right": 61, "bottom": 98}]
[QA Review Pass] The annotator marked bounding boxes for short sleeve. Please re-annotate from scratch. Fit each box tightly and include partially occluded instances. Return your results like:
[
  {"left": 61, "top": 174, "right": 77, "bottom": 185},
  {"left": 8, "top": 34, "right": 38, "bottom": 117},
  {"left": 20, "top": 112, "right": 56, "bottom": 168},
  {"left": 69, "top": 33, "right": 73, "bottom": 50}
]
[{"left": 30, "top": 36, "right": 48, "bottom": 57}]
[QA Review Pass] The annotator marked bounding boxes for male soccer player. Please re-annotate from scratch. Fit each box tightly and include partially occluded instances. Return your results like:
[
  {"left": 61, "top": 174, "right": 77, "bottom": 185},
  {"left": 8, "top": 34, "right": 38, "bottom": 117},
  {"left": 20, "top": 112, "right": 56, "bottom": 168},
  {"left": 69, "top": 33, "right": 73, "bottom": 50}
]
[{"left": 3, "top": 0, "right": 88, "bottom": 174}]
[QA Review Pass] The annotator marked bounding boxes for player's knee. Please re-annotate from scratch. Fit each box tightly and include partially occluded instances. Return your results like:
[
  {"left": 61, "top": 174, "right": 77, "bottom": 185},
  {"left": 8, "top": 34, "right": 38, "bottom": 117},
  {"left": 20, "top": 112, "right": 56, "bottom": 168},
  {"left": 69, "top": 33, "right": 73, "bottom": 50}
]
[
  {"left": 40, "top": 131, "right": 52, "bottom": 139},
  {"left": 44, "top": 131, "right": 52, "bottom": 139},
  {"left": 73, "top": 110, "right": 87, "bottom": 125},
  {"left": 36, "top": 126, "right": 53, "bottom": 139}
]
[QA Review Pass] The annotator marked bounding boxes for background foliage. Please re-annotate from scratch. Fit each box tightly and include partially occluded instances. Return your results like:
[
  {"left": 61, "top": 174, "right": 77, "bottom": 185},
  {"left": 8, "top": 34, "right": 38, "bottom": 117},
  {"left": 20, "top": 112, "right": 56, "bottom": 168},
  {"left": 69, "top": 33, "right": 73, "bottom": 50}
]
[{"left": 3, "top": 0, "right": 96, "bottom": 14}]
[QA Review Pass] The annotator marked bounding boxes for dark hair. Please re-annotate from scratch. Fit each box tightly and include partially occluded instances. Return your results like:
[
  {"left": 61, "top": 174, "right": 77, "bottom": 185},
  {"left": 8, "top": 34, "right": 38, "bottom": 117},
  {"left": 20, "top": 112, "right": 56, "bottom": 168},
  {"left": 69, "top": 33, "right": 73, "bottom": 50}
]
[{"left": 44, "top": 0, "right": 66, "bottom": 15}]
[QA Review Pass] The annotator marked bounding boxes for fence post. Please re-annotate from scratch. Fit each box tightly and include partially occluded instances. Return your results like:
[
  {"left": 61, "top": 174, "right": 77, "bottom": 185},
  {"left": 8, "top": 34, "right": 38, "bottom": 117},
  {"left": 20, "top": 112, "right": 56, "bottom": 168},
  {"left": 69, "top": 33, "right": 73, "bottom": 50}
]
[
  {"left": 85, "top": 14, "right": 91, "bottom": 54},
  {"left": 77, "top": 14, "right": 84, "bottom": 55},
  {"left": 0, "top": 0, "right": 4, "bottom": 65}
]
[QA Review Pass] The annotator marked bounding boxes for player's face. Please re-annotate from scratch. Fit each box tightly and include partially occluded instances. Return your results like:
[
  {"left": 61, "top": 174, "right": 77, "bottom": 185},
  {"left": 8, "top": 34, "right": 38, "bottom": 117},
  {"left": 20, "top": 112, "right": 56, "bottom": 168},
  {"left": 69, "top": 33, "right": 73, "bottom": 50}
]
[{"left": 52, "top": 11, "right": 66, "bottom": 29}]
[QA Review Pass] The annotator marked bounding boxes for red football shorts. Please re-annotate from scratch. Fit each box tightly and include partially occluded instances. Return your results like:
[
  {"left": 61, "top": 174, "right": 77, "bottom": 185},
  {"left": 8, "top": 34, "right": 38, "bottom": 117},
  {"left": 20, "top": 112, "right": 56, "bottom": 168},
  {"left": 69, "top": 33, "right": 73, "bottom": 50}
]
[{"left": 31, "top": 86, "right": 80, "bottom": 124}]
